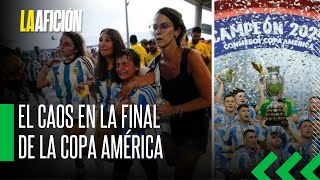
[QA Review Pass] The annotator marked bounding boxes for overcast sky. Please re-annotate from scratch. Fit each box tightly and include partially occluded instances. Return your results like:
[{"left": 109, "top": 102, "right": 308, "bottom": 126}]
[{"left": 3, "top": 0, "right": 212, "bottom": 50}]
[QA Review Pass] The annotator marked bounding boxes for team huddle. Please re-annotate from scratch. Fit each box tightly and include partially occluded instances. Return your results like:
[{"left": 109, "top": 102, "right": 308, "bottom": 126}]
[{"left": 214, "top": 73, "right": 320, "bottom": 179}]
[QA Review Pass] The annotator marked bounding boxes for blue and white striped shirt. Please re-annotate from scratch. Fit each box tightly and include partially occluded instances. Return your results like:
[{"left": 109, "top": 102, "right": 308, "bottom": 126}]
[{"left": 223, "top": 121, "right": 265, "bottom": 146}]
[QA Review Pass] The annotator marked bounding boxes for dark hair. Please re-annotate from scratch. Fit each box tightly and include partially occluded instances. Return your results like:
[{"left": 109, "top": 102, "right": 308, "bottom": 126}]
[
  {"left": 95, "top": 28, "right": 125, "bottom": 81},
  {"left": 243, "top": 129, "right": 255, "bottom": 137},
  {"left": 271, "top": 132, "right": 280, "bottom": 136},
  {"left": 309, "top": 96, "right": 320, "bottom": 102},
  {"left": 140, "top": 39, "right": 148, "bottom": 46},
  {"left": 224, "top": 93, "right": 235, "bottom": 101},
  {"left": 237, "top": 104, "right": 249, "bottom": 111},
  {"left": 62, "top": 32, "right": 87, "bottom": 60},
  {"left": 232, "top": 88, "right": 245, "bottom": 96},
  {"left": 192, "top": 26, "right": 201, "bottom": 33},
  {"left": 298, "top": 119, "right": 312, "bottom": 129},
  {"left": 156, "top": 7, "right": 186, "bottom": 46},
  {"left": 148, "top": 38, "right": 156, "bottom": 45},
  {"left": 113, "top": 49, "right": 140, "bottom": 84},
  {"left": 130, "top": 35, "right": 138, "bottom": 44}
]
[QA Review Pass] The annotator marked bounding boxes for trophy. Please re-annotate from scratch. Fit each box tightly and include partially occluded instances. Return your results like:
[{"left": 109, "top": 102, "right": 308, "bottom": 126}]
[
  {"left": 220, "top": 67, "right": 235, "bottom": 82},
  {"left": 263, "top": 66, "right": 287, "bottom": 126}
]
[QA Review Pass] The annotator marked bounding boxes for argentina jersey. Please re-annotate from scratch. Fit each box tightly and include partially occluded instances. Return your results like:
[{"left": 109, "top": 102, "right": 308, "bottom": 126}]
[
  {"left": 230, "top": 147, "right": 263, "bottom": 178},
  {"left": 214, "top": 129, "right": 229, "bottom": 170},
  {"left": 215, "top": 103, "right": 256, "bottom": 120},
  {"left": 95, "top": 80, "right": 117, "bottom": 111},
  {"left": 46, "top": 56, "right": 94, "bottom": 116},
  {"left": 223, "top": 121, "right": 265, "bottom": 146},
  {"left": 111, "top": 84, "right": 156, "bottom": 132},
  {"left": 214, "top": 113, "right": 235, "bottom": 137},
  {"left": 111, "top": 84, "right": 156, "bottom": 156},
  {"left": 299, "top": 111, "right": 320, "bottom": 123},
  {"left": 25, "top": 60, "right": 42, "bottom": 82},
  {"left": 267, "top": 123, "right": 296, "bottom": 150},
  {"left": 293, "top": 139, "right": 320, "bottom": 178}
]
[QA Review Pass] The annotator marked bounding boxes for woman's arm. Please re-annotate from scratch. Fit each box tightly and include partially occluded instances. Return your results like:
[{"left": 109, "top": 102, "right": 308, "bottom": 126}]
[
  {"left": 157, "top": 49, "right": 211, "bottom": 116},
  {"left": 37, "top": 64, "right": 51, "bottom": 88},
  {"left": 117, "top": 72, "right": 155, "bottom": 99}
]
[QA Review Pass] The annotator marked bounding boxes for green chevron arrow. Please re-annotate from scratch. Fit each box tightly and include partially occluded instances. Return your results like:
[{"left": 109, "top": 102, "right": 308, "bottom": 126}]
[
  {"left": 276, "top": 152, "right": 302, "bottom": 180},
  {"left": 252, "top": 152, "right": 277, "bottom": 180},
  {"left": 301, "top": 153, "right": 320, "bottom": 180}
]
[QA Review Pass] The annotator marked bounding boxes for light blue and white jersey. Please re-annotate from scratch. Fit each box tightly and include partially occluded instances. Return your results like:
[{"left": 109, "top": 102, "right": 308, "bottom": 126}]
[
  {"left": 265, "top": 150, "right": 290, "bottom": 179},
  {"left": 111, "top": 84, "right": 156, "bottom": 133},
  {"left": 215, "top": 103, "right": 256, "bottom": 120},
  {"left": 46, "top": 56, "right": 94, "bottom": 116},
  {"left": 299, "top": 111, "right": 320, "bottom": 123},
  {"left": 230, "top": 147, "right": 263, "bottom": 178},
  {"left": 267, "top": 122, "right": 297, "bottom": 150},
  {"left": 96, "top": 68, "right": 150, "bottom": 111},
  {"left": 298, "top": 140, "right": 319, "bottom": 167},
  {"left": 95, "top": 79, "right": 117, "bottom": 111},
  {"left": 214, "top": 129, "right": 229, "bottom": 169},
  {"left": 293, "top": 139, "right": 320, "bottom": 178},
  {"left": 214, "top": 113, "right": 236, "bottom": 137},
  {"left": 215, "top": 104, "right": 225, "bottom": 115},
  {"left": 25, "top": 60, "right": 42, "bottom": 82},
  {"left": 223, "top": 121, "right": 265, "bottom": 146}
]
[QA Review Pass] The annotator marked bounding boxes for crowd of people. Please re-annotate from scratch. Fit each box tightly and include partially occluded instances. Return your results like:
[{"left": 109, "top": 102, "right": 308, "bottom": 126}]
[
  {"left": 1, "top": 7, "right": 212, "bottom": 179},
  {"left": 214, "top": 72, "right": 320, "bottom": 179}
]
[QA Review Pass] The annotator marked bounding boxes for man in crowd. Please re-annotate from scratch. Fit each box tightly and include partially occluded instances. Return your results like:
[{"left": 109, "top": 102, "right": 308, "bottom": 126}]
[{"left": 130, "top": 35, "right": 147, "bottom": 66}]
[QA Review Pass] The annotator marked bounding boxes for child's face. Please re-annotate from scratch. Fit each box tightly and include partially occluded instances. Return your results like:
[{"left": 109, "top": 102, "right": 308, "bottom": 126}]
[{"left": 116, "top": 55, "right": 138, "bottom": 82}]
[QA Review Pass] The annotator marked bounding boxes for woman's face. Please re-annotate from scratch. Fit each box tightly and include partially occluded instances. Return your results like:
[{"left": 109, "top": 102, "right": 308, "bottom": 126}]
[
  {"left": 152, "top": 14, "right": 179, "bottom": 48},
  {"left": 59, "top": 35, "right": 76, "bottom": 59},
  {"left": 99, "top": 32, "right": 114, "bottom": 57}
]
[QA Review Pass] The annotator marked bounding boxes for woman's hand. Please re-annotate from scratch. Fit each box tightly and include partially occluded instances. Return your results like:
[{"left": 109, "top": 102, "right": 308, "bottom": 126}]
[
  {"left": 118, "top": 80, "right": 135, "bottom": 99},
  {"left": 114, "top": 98, "right": 131, "bottom": 116},
  {"left": 156, "top": 101, "right": 178, "bottom": 117},
  {"left": 46, "top": 59, "right": 60, "bottom": 68}
]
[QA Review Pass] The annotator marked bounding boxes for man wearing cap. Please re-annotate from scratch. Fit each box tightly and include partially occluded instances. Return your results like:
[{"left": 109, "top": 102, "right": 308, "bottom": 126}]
[
  {"left": 145, "top": 39, "right": 161, "bottom": 66},
  {"left": 130, "top": 35, "right": 147, "bottom": 66},
  {"left": 187, "top": 27, "right": 211, "bottom": 72}
]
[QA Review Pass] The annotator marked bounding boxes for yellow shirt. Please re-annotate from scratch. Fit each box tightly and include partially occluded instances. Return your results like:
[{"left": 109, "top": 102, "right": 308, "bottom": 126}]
[
  {"left": 130, "top": 44, "right": 147, "bottom": 66},
  {"left": 187, "top": 42, "right": 212, "bottom": 73},
  {"left": 145, "top": 49, "right": 161, "bottom": 66}
]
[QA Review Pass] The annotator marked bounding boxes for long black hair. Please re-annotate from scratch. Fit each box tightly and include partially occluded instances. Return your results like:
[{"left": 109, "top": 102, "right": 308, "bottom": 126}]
[{"left": 95, "top": 28, "right": 126, "bottom": 81}]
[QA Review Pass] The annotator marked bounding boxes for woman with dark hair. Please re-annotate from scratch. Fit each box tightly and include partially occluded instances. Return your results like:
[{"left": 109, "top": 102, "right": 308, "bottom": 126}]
[
  {"left": 94, "top": 28, "right": 126, "bottom": 164},
  {"left": 94, "top": 28, "right": 155, "bottom": 166},
  {"left": 149, "top": 7, "right": 211, "bottom": 179},
  {"left": 37, "top": 32, "right": 94, "bottom": 178}
]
